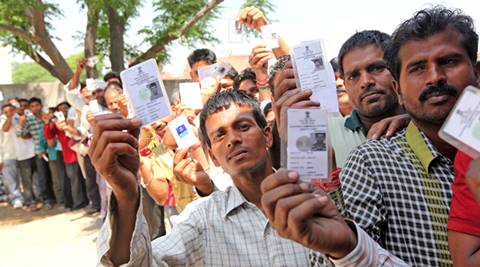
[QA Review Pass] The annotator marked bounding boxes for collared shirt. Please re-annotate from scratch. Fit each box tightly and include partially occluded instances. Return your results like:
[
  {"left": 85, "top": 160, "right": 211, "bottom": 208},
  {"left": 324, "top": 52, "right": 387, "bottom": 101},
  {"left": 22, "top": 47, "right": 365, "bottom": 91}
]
[
  {"left": 343, "top": 110, "right": 367, "bottom": 136},
  {"left": 97, "top": 186, "right": 310, "bottom": 266},
  {"left": 340, "top": 122, "right": 454, "bottom": 266},
  {"left": 0, "top": 115, "right": 17, "bottom": 160},
  {"left": 17, "top": 114, "right": 45, "bottom": 154}
]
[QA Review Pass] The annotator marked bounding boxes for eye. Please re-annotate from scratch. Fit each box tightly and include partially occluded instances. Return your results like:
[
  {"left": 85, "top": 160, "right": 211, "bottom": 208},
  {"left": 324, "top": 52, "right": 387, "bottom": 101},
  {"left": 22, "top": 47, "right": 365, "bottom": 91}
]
[
  {"left": 371, "top": 65, "right": 386, "bottom": 73},
  {"left": 346, "top": 73, "right": 358, "bottom": 82},
  {"left": 212, "top": 132, "right": 224, "bottom": 142},
  {"left": 408, "top": 65, "right": 424, "bottom": 74},
  {"left": 239, "top": 123, "right": 250, "bottom": 131}
]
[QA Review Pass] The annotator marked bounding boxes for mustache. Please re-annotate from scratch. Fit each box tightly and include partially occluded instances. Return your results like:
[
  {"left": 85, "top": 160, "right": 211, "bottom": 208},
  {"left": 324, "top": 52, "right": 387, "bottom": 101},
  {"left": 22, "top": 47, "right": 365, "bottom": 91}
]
[{"left": 418, "top": 84, "right": 458, "bottom": 102}]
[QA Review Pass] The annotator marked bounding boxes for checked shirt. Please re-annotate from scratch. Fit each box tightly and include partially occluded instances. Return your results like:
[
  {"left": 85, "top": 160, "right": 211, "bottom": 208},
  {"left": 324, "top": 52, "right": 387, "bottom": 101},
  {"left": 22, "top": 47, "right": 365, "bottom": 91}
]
[{"left": 340, "top": 122, "right": 454, "bottom": 267}]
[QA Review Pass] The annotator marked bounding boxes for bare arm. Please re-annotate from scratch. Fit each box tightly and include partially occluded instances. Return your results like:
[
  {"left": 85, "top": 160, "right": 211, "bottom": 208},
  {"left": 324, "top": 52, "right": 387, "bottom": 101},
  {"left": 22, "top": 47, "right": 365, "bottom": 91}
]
[
  {"left": 2, "top": 116, "right": 13, "bottom": 132},
  {"left": 448, "top": 230, "right": 480, "bottom": 267},
  {"left": 139, "top": 158, "right": 169, "bottom": 205}
]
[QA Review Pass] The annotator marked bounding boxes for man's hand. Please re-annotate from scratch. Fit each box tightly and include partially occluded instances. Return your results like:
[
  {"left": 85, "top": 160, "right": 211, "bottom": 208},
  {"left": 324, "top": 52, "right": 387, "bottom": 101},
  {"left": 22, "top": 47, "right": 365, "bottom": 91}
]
[
  {"left": 367, "top": 114, "right": 410, "bottom": 140},
  {"left": 236, "top": 6, "right": 268, "bottom": 31},
  {"left": 272, "top": 62, "right": 319, "bottom": 140},
  {"left": 89, "top": 113, "right": 141, "bottom": 202},
  {"left": 249, "top": 44, "right": 274, "bottom": 83},
  {"left": 260, "top": 169, "right": 357, "bottom": 258},
  {"left": 76, "top": 59, "right": 87, "bottom": 72},
  {"left": 86, "top": 111, "right": 95, "bottom": 127},
  {"left": 173, "top": 144, "right": 213, "bottom": 195},
  {"left": 118, "top": 94, "right": 129, "bottom": 118},
  {"left": 55, "top": 120, "right": 68, "bottom": 131},
  {"left": 18, "top": 114, "right": 26, "bottom": 127},
  {"left": 466, "top": 157, "right": 480, "bottom": 202}
]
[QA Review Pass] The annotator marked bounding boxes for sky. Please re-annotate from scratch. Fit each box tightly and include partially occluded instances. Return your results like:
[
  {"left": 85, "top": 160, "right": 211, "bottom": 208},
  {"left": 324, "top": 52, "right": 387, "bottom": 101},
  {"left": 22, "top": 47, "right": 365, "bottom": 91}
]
[{"left": 13, "top": 0, "right": 480, "bottom": 74}]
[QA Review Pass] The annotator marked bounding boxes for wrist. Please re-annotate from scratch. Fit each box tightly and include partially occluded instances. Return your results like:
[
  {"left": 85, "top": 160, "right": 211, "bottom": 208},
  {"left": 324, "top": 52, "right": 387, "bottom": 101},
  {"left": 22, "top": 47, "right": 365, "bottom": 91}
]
[{"left": 196, "top": 179, "right": 214, "bottom": 196}]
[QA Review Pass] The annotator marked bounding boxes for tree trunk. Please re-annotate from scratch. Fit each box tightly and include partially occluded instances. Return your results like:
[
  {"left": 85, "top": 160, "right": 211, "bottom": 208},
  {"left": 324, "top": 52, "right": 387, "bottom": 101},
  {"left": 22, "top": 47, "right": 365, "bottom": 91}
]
[
  {"left": 132, "top": 0, "right": 224, "bottom": 65},
  {"left": 106, "top": 4, "right": 125, "bottom": 73},
  {"left": 84, "top": 4, "right": 100, "bottom": 78}
]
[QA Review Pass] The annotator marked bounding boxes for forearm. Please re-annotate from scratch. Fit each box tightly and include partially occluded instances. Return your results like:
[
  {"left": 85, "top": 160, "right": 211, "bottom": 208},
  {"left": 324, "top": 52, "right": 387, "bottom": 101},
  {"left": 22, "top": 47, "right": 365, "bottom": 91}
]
[
  {"left": 69, "top": 68, "right": 82, "bottom": 90},
  {"left": 145, "top": 179, "right": 169, "bottom": 205},
  {"left": 65, "top": 126, "right": 81, "bottom": 137},
  {"left": 110, "top": 190, "right": 140, "bottom": 266},
  {"left": 2, "top": 118, "right": 12, "bottom": 132}
]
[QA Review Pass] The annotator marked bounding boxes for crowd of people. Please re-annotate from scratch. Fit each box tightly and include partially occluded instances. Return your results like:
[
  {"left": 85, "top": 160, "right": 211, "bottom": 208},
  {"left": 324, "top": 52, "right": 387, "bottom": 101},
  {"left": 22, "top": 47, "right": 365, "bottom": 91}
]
[{"left": 1, "top": 5, "right": 479, "bottom": 267}]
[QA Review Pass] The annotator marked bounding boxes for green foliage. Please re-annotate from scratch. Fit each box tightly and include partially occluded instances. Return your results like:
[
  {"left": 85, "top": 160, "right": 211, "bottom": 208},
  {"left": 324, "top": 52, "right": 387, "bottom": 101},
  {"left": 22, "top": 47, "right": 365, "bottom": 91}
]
[{"left": 12, "top": 52, "right": 105, "bottom": 83}]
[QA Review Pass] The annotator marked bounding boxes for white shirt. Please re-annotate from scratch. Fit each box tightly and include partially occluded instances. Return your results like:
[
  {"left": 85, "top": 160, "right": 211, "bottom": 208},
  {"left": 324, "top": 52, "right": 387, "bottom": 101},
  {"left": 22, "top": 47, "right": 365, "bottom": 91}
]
[
  {"left": 64, "top": 82, "right": 85, "bottom": 111},
  {"left": 0, "top": 115, "right": 17, "bottom": 161},
  {"left": 98, "top": 186, "right": 310, "bottom": 266}
]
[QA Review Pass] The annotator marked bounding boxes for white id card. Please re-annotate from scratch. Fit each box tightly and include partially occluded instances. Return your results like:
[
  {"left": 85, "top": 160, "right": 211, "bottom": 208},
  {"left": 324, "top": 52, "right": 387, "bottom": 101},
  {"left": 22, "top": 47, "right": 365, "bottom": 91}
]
[
  {"left": 287, "top": 108, "right": 330, "bottom": 181},
  {"left": 120, "top": 59, "right": 171, "bottom": 126},
  {"left": 54, "top": 111, "right": 65, "bottom": 121},
  {"left": 179, "top": 82, "right": 203, "bottom": 110},
  {"left": 439, "top": 86, "right": 480, "bottom": 158},
  {"left": 168, "top": 114, "right": 198, "bottom": 149},
  {"left": 261, "top": 24, "right": 280, "bottom": 49},
  {"left": 228, "top": 19, "right": 243, "bottom": 43},
  {"left": 198, "top": 62, "right": 232, "bottom": 89},
  {"left": 291, "top": 40, "right": 338, "bottom": 113}
]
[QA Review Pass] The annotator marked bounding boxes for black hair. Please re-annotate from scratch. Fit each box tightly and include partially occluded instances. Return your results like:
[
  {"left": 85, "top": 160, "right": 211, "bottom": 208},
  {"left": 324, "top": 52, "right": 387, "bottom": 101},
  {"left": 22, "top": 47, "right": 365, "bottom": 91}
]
[
  {"left": 56, "top": 101, "right": 71, "bottom": 110},
  {"left": 103, "top": 71, "right": 122, "bottom": 84},
  {"left": 224, "top": 66, "right": 238, "bottom": 80},
  {"left": 106, "top": 81, "right": 122, "bottom": 90},
  {"left": 18, "top": 98, "right": 28, "bottom": 103},
  {"left": 268, "top": 55, "right": 291, "bottom": 98},
  {"left": 263, "top": 102, "right": 273, "bottom": 117},
  {"left": 330, "top": 57, "right": 340, "bottom": 73},
  {"left": 385, "top": 6, "right": 478, "bottom": 81},
  {"left": 28, "top": 97, "right": 42, "bottom": 105},
  {"left": 187, "top": 48, "right": 217, "bottom": 67},
  {"left": 1, "top": 103, "right": 13, "bottom": 111},
  {"left": 104, "top": 82, "right": 123, "bottom": 95},
  {"left": 338, "top": 30, "right": 391, "bottom": 75},
  {"left": 48, "top": 107, "right": 56, "bottom": 113},
  {"left": 233, "top": 67, "right": 257, "bottom": 90},
  {"left": 199, "top": 89, "right": 267, "bottom": 148}
]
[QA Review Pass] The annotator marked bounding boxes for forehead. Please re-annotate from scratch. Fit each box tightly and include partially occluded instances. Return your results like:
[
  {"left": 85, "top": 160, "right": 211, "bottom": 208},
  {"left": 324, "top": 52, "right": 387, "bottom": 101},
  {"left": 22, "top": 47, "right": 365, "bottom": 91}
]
[
  {"left": 191, "top": 60, "right": 211, "bottom": 71},
  {"left": 205, "top": 104, "right": 256, "bottom": 132},
  {"left": 343, "top": 44, "right": 385, "bottom": 72},
  {"left": 239, "top": 79, "right": 256, "bottom": 90},
  {"left": 398, "top": 30, "right": 467, "bottom": 68}
]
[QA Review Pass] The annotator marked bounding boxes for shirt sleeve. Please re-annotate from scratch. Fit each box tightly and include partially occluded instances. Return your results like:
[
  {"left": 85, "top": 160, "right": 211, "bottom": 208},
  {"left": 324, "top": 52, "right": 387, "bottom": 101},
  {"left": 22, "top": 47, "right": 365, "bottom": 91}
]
[
  {"left": 97, "top": 190, "right": 206, "bottom": 266},
  {"left": 16, "top": 117, "right": 30, "bottom": 137},
  {"left": 340, "top": 147, "right": 387, "bottom": 245},
  {"left": 330, "top": 222, "right": 410, "bottom": 267},
  {"left": 64, "top": 82, "right": 85, "bottom": 111}
]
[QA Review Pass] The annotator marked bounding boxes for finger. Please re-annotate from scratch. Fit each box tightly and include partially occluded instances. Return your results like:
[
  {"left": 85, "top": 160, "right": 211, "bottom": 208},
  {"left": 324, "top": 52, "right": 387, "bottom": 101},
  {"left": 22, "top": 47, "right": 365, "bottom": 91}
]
[
  {"left": 173, "top": 158, "right": 192, "bottom": 181},
  {"left": 261, "top": 181, "right": 314, "bottom": 221},
  {"left": 173, "top": 148, "right": 189, "bottom": 165},
  {"left": 261, "top": 169, "right": 299, "bottom": 193},
  {"left": 386, "top": 119, "right": 401, "bottom": 137},
  {"left": 92, "top": 131, "right": 138, "bottom": 163},
  {"left": 274, "top": 193, "right": 317, "bottom": 235},
  {"left": 290, "top": 100, "right": 321, "bottom": 109},
  {"left": 366, "top": 121, "right": 387, "bottom": 140},
  {"left": 256, "top": 54, "right": 274, "bottom": 67},
  {"left": 276, "top": 89, "right": 313, "bottom": 110},
  {"left": 287, "top": 195, "right": 334, "bottom": 237},
  {"left": 92, "top": 116, "right": 141, "bottom": 145},
  {"left": 252, "top": 46, "right": 270, "bottom": 54}
]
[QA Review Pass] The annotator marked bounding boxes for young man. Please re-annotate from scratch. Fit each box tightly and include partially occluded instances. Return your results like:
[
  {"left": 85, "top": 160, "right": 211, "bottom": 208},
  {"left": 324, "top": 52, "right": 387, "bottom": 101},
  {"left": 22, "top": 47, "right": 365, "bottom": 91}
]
[
  {"left": 187, "top": 48, "right": 217, "bottom": 82},
  {"left": 338, "top": 7, "right": 479, "bottom": 266},
  {"left": 17, "top": 97, "right": 55, "bottom": 208},
  {"left": 92, "top": 90, "right": 312, "bottom": 266}
]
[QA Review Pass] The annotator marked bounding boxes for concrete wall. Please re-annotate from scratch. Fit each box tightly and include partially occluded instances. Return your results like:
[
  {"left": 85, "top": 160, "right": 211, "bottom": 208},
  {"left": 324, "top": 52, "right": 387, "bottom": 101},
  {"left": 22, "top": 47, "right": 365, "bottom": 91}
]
[{"left": 0, "top": 82, "right": 66, "bottom": 108}]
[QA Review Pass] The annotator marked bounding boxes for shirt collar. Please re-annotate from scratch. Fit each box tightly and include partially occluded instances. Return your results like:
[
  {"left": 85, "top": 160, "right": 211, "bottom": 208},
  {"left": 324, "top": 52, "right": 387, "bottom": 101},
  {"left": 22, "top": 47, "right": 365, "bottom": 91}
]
[
  {"left": 223, "top": 185, "right": 249, "bottom": 219},
  {"left": 344, "top": 109, "right": 367, "bottom": 135},
  {"left": 405, "top": 121, "right": 444, "bottom": 171}
]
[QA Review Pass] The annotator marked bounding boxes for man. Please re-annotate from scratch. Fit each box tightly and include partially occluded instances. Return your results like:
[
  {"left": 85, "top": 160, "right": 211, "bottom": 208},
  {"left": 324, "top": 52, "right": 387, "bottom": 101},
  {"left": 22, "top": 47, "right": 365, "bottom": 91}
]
[
  {"left": 330, "top": 57, "right": 352, "bottom": 116},
  {"left": 0, "top": 104, "right": 23, "bottom": 208},
  {"left": 17, "top": 97, "right": 55, "bottom": 208},
  {"left": 339, "top": 7, "right": 479, "bottom": 266},
  {"left": 103, "top": 83, "right": 128, "bottom": 117},
  {"left": 92, "top": 90, "right": 311, "bottom": 266},
  {"left": 187, "top": 48, "right": 217, "bottom": 82},
  {"left": 233, "top": 67, "right": 260, "bottom": 100}
]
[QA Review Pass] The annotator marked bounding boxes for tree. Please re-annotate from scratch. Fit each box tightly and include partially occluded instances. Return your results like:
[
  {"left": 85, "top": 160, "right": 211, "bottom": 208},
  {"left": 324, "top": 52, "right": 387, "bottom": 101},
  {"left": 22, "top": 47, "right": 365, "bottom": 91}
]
[{"left": 0, "top": 0, "right": 274, "bottom": 83}]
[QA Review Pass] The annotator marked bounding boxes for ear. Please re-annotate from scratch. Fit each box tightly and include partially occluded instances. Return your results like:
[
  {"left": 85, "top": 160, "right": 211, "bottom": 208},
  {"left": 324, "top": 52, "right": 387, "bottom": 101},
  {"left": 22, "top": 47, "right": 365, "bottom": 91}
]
[
  {"left": 263, "top": 125, "right": 273, "bottom": 149},
  {"left": 208, "top": 148, "right": 220, "bottom": 167},
  {"left": 392, "top": 79, "right": 404, "bottom": 106},
  {"left": 475, "top": 61, "right": 480, "bottom": 86}
]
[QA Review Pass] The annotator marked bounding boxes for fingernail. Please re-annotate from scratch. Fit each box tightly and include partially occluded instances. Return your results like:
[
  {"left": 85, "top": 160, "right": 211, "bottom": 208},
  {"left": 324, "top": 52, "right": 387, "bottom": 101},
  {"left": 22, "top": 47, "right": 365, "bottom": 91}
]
[
  {"left": 299, "top": 182, "right": 310, "bottom": 191},
  {"left": 386, "top": 131, "right": 392, "bottom": 137},
  {"left": 371, "top": 134, "right": 378, "bottom": 140},
  {"left": 287, "top": 171, "right": 298, "bottom": 181},
  {"left": 132, "top": 118, "right": 142, "bottom": 125},
  {"left": 316, "top": 195, "right": 328, "bottom": 203}
]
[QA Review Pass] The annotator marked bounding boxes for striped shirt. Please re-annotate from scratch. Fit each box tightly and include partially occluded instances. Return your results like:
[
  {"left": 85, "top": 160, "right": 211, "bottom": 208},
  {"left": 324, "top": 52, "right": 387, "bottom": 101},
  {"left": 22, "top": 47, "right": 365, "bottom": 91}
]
[
  {"left": 97, "top": 185, "right": 310, "bottom": 266},
  {"left": 340, "top": 122, "right": 454, "bottom": 266},
  {"left": 17, "top": 114, "right": 45, "bottom": 154}
]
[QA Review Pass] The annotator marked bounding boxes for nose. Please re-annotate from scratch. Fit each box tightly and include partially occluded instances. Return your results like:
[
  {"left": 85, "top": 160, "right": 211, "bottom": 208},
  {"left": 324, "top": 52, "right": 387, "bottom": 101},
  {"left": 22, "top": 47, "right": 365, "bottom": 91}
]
[
  {"left": 226, "top": 130, "right": 241, "bottom": 149},
  {"left": 425, "top": 63, "right": 447, "bottom": 87},
  {"left": 359, "top": 71, "right": 375, "bottom": 90}
]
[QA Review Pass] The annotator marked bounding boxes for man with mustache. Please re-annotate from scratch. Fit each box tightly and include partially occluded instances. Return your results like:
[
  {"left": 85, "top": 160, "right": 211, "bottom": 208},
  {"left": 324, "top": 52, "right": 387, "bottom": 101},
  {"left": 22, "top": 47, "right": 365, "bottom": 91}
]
[{"left": 337, "top": 7, "right": 479, "bottom": 266}]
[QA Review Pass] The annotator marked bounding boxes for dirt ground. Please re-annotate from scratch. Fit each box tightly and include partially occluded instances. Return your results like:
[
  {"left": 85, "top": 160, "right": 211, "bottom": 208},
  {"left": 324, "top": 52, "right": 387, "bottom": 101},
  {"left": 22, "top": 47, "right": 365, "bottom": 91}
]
[{"left": 0, "top": 202, "right": 101, "bottom": 267}]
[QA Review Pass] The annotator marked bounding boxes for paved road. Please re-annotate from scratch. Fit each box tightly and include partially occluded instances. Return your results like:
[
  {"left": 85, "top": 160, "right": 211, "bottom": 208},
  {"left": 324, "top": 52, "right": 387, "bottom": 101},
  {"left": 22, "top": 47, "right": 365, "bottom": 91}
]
[{"left": 0, "top": 204, "right": 101, "bottom": 267}]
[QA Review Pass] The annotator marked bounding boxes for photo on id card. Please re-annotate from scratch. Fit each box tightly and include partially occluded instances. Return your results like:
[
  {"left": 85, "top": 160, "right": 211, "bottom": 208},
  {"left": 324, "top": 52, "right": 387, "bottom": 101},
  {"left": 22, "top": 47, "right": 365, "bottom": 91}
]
[
  {"left": 168, "top": 114, "right": 198, "bottom": 150},
  {"left": 439, "top": 85, "right": 480, "bottom": 158},
  {"left": 286, "top": 108, "right": 330, "bottom": 182},
  {"left": 120, "top": 58, "right": 171, "bottom": 126}
]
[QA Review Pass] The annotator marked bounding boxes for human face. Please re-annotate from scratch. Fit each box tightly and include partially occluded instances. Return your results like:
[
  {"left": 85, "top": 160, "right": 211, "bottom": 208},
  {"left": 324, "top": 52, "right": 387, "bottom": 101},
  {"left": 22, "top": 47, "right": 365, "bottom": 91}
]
[
  {"left": 19, "top": 101, "right": 28, "bottom": 114},
  {"left": 342, "top": 45, "right": 398, "bottom": 118},
  {"left": 57, "top": 104, "right": 69, "bottom": 116},
  {"left": 206, "top": 104, "right": 272, "bottom": 177},
  {"left": 29, "top": 101, "right": 42, "bottom": 114},
  {"left": 104, "top": 89, "right": 121, "bottom": 113},
  {"left": 2, "top": 106, "right": 15, "bottom": 117},
  {"left": 396, "top": 29, "right": 480, "bottom": 126},
  {"left": 190, "top": 60, "right": 211, "bottom": 82},
  {"left": 239, "top": 79, "right": 259, "bottom": 100},
  {"left": 80, "top": 87, "right": 93, "bottom": 104}
]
